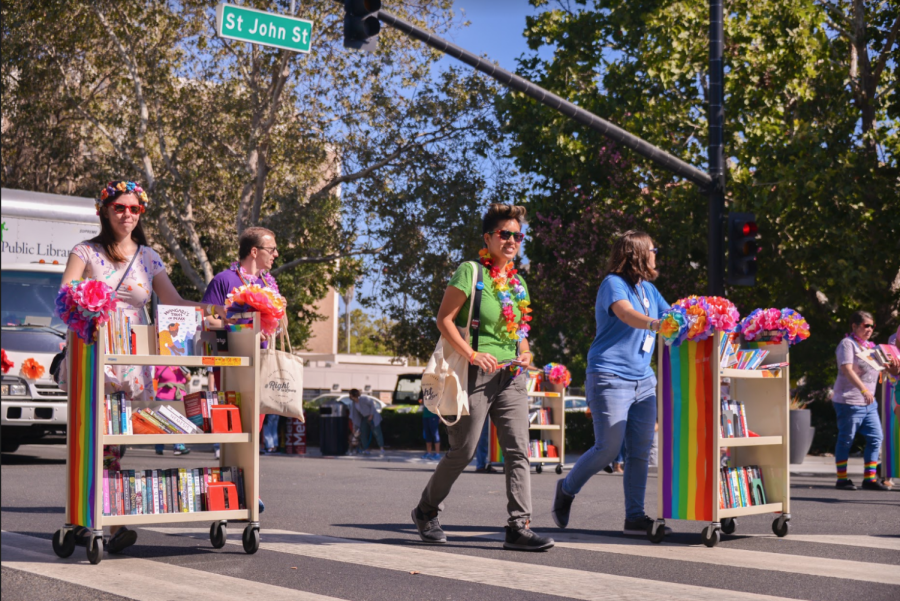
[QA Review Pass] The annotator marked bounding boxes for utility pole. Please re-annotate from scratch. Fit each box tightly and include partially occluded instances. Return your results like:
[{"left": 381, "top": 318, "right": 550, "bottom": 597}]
[{"left": 707, "top": 0, "right": 726, "bottom": 296}]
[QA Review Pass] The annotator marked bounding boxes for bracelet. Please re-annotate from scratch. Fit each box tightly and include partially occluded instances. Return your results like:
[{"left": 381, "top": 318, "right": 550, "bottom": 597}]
[
  {"left": 206, "top": 304, "right": 216, "bottom": 318},
  {"left": 469, "top": 351, "right": 478, "bottom": 364}
]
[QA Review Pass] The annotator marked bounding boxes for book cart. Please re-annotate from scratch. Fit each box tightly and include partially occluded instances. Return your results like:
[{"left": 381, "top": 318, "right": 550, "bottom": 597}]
[
  {"left": 487, "top": 374, "right": 566, "bottom": 474},
  {"left": 51, "top": 316, "right": 262, "bottom": 564},
  {"left": 882, "top": 376, "right": 898, "bottom": 482},
  {"left": 648, "top": 332, "right": 791, "bottom": 547}
]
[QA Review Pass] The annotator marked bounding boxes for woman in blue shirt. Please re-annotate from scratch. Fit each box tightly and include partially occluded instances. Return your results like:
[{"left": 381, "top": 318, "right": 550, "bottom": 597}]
[{"left": 552, "top": 230, "right": 671, "bottom": 535}]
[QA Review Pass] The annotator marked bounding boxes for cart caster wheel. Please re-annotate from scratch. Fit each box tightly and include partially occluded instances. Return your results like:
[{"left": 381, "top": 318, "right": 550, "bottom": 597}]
[
  {"left": 86, "top": 536, "right": 103, "bottom": 565},
  {"left": 701, "top": 526, "right": 720, "bottom": 548},
  {"left": 772, "top": 516, "right": 790, "bottom": 537},
  {"left": 647, "top": 520, "right": 666, "bottom": 544},
  {"left": 555, "top": 464, "right": 563, "bottom": 475},
  {"left": 535, "top": 464, "right": 543, "bottom": 474},
  {"left": 210, "top": 521, "right": 227, "bottom": 549},
  {"left": 721, "top": 518, "right": 736, "bottom": 535},
  {"left": 242, "top": 525, "right": 260, "bottom": 554},
  {"left": 52, "top": 528, "right": 75, "bottom": 558}
]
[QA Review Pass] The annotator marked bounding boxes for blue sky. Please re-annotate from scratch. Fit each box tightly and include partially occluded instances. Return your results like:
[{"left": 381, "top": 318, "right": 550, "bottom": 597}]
[{"left": 342, "top": 1, "right": 545, "bottom": 317}]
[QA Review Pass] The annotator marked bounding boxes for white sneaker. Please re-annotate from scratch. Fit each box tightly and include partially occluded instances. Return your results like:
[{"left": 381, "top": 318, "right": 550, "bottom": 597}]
[{"left": 214, "top": 449, "right": 220, "bottom": 460}]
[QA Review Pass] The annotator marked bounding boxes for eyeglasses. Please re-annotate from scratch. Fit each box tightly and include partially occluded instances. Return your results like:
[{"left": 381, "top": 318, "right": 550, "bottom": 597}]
[
  {"left": 111, "top": 203, "right": 145, "bottom": 215},
  {"left": 861, "top": 324, "right": 875, "bottom": 330},
  {"left": 256, "top": 246, "right": 278, "bottom": 254},
  {"left": 490, "top": 230, "right": 525, "bottom": 243},
  {"left": 651, "top": 248, "right": 659, "bottom": 255}
]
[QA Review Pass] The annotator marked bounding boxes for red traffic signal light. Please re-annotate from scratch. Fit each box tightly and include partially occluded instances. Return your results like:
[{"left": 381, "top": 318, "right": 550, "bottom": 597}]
[
  {"left": 741, "top": 221, "right": 757, "bottom": 237},
  {"left": 727, "top": 212, "right": 759, "bottom": 286}
]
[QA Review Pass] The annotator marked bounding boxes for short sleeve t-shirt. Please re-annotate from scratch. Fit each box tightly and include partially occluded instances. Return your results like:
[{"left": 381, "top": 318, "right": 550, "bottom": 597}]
[
  {"left": 832, "top": 337, "right": 879, "bottom": 406},
  {"left": 585, "top": 274, "right": 670, "bottom": 381},
  {"left": 448, "top": 261, "right": 529, "bottom": 363},
  {"left": 201, "top": 269, "right": 265, "bottom": 308}
]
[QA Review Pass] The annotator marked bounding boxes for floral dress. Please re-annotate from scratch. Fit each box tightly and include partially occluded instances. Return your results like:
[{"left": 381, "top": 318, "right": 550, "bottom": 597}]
[{"left": 72, "top": 242, "right": 165, "bottom": 468}]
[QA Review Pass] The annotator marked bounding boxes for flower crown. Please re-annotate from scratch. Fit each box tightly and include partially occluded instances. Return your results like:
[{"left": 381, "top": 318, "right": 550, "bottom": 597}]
[{"left": 95, "top": 181, "right": 150, "bottom": 214}]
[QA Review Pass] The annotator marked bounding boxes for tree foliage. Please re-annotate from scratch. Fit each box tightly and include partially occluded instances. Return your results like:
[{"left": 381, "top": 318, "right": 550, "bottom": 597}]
[
  {"left": 1, "top": 0, "right": 511, "bottom": 349},
  {"left": 337, "top": 308, "right": 394, "bottom": 355},
  {"left": 501, "top": 0, "right": 899, "bottom": 388}
]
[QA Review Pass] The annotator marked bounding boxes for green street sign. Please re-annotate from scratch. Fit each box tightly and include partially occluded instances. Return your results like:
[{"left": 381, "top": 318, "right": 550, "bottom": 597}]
[{"left": 215, "top": 3, "right": 313, "bottom": 54}]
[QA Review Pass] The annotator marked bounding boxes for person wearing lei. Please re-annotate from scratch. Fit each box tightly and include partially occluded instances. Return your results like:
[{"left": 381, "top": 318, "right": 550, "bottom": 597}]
[
  {"left": 831, "top": 311, "right": 889, "bottom": 491},
  {"left": 411, "top": 203, "right": 554, "bottom": 552},
  {"left": 201, "top": 226, "right": 281, "bottom": 484}
]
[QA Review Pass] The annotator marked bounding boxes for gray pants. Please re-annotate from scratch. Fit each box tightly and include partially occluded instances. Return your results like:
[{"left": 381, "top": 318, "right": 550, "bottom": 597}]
[{"left": 418, "top": 367, "right": 532, "bottom": 529}]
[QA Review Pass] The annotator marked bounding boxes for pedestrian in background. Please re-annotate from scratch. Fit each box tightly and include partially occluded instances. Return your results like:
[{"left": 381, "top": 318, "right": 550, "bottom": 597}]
[
  {"left": 551, "top": 230, "right": 672, "bottom": 536},
  {"left": 60, "top": 180, "right": 225, "bottom": 554},
  {"left": 418, "top": 389, "right": 441, "bottom": 461},
  {"left": 411, "top": 203, "right": 553, "bottom": 552},
  {"left": 832, "top": 311, "right": 887, "bottom": 491},
  {"left": 350, "top": 389, "right": 384, "bottom": 456}
]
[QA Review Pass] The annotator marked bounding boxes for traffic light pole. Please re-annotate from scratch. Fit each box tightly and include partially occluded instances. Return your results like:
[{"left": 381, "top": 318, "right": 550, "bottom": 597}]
[
  {"left": 707, "top": 0, "right": 726, "bottom": 296},
  {"left": 374, "top": 8, "right": 713, "bottom": 191}
]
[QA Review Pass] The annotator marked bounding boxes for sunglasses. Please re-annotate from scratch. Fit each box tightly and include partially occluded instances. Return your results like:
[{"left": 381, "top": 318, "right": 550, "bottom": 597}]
[
  {"left": 255, "top": 246, "right": 278, "bottom": 254},
  {"left": 491, "top": 230, "right": 525, "bottom": 243},
  {"left": 111, "top": 203, "right": 145, "bottom": 215},
  {"left": 861, "top": 324, "right": 875, "bottom": 330}
]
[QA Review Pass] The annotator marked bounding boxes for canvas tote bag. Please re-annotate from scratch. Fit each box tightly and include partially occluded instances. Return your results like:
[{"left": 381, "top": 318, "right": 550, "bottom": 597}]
[
  {"left": 258, "top": 317, "right": 305, "bottom": 421},
  {"left": 421, "top": 262, "right": 483, "bottom": 426}
]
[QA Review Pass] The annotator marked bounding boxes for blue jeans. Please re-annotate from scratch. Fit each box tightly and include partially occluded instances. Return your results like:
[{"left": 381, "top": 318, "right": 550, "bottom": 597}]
[
  {"left": 562, "top": 372, "right": 657, "bottom": 520},
  {"left": 262, "top": 414, "right": 280, "bottom": 450},
  {"left": 833, "top": 402, "right": 882, "bottom": 465},
  {"left": 475, "top": 417, "right": 490, "bottom": 469}
]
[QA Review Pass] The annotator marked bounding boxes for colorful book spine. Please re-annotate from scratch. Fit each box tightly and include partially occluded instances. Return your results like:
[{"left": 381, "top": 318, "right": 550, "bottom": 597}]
[{"left": 103, "top": 470, "right": 110, "bottom": 515}]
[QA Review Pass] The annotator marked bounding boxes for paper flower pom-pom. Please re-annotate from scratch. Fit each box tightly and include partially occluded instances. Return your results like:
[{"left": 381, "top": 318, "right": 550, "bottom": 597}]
[
  {"left": 659, "top": 306, "right": 689, "bottom": 346},
  {"left": 21, "top": 357, "right": 45, "bottom": 380},
  {"left": 779, "top": 308, "right": 810, "bottom": 345},
  {"left": 225, "top": 284, "right": 287, "bottom": 335},
  {"left": 543, "top": 363, "right": 572, "bottom": 387},
  {"left": 2, "top": 349, "right": 14, "bottom": 374},
  {"left": 55, "top": 279, "right": 118, "bottom": 341}
]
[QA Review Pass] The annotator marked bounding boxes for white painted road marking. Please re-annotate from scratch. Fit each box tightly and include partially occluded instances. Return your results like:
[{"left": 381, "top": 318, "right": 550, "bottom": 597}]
[
  {"left": 148, "top": 527, "right": 797, "bottom": 601},
  {"left": 0, "top": 530, "right": 347, "bottom": 601}
]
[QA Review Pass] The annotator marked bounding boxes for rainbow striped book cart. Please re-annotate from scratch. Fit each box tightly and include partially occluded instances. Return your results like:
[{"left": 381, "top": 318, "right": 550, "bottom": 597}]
[
  {"left": 882, "top": 378, "right": 898, "bottom": 481},
  {"left": 650, "top": 332, "right": 791, "bottom": 547},
  {"left": 486, "top": 381, "right": 565, "bottom": 474},
  {"left": 53, "top": 317, "right": 263, "bottom": 564}
]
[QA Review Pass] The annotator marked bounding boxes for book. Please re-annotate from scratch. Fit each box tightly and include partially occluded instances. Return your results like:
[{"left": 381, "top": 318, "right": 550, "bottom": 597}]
[
  {"left": 184, "top": 392, "right": 212, "bottom": 432},
  {"left": 192, "top": 469, "right": 202, "bottom": 512},
  {"left": 157, "top": 305, "right": 204, "bottom": 356},
  {"left": 158, "top": 405, "right": 203, "bottom": 434},
  {"left": 103, "top": 470, "right": 110, "bottom": 516}
]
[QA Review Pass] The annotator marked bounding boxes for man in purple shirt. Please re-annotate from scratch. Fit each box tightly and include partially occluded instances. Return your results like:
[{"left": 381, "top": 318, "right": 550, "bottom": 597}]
[{"left": 202, "top": 227, "right": 280, "bottom": 510}]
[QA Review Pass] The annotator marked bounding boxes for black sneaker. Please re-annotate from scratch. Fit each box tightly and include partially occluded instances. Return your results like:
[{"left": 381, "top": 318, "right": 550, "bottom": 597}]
[
  {"left": 107, "top": 527, "right": 137, "bottom": 554},
  {"left": 503, "top": 525, "right": 554, "bottom": 551},
  {"left": 551, "top": 479, "right": 574, "bottom": 529},
  {"left": 475, "top": 465, "right": 499, "bottom": 474},
  {"left": 835, "top": 478, "right": 857, "bottom": 490},
  {"left": 412, "top": 507, "right": 447, "bottom": 544},
  {"left": 603, "top": 464, "right": 614, "bottom": 474},
  {"left": 72, "top": 526, "right": 92, "bottom": 547},
  {"left": 623, "top": 516, "right": 672, "bottom": 536},
  {"left": 861, "top": 479, "right": 889, "bottom": 491}
]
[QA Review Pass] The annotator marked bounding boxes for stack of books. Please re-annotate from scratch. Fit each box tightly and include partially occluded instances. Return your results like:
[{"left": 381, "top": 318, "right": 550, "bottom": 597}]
[
  {"left": 857, "top": 344, "right": 900, "bottom": 371},
  {"left": 719, "top": 334, "right": 772, "bottom": 370},
  {"left": 720, "top": 400, "right": 750, "bottom": 438},
  {"left": 184, "top": 391, "right": 238, "bottom": 432},
  {"left": 102, "top": 466, "right": 246, "bottom": 516},
  {"left": 528, "top": 408, "right": 553, "bottom": 425},
  {"left": 719, "top": 465, "right": 767, "bottom": 509},
  {"left": 106, "top": 308, "right": 138, "bottom": 355},
  {"left": 130, "top": 407, "right": 204, "bottom": 435},
  {"left": 527, "top": 440, "right": 559, "bottom": 458}
]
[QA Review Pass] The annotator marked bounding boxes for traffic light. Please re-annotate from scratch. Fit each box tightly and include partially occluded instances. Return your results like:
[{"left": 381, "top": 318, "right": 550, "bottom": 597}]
[
  {"left": 727, "top": 212, "right": 759, "bottom": 286},
  {"left": 343, "top": 0, "right": 381, "bottom": 52}
]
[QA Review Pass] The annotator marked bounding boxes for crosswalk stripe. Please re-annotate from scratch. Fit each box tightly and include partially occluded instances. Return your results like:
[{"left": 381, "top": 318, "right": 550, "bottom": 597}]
[
  {"left": 455, "top": 530, "right": 900, "bottom": 585},
  {"left": 0, "top": 530, "right": 346, "bottom": 601},
  {"left": 148, "top": 527, "right": 796, "bottom": 601},
  {"left": 739, "top": 533, "right": 900, "bottom": 551}
]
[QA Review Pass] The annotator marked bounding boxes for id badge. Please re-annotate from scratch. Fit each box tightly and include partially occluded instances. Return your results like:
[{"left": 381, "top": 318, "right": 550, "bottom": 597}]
[{"left": 642, "top": 334, "right": 655, "bottom": 353}]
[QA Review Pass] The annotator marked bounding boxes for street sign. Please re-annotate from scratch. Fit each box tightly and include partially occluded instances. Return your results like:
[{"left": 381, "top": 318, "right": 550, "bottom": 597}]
[{"left": 215, "top": 3, "right": 313, "bottom": 54}]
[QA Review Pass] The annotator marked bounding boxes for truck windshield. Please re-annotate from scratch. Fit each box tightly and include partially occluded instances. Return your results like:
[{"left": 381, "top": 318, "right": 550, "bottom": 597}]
[
  {"left": 1, "top": 271, "right": 65, "bottom": 329},
  {"left": 393, "top": 374, "right": 422, "bottom": 405}
]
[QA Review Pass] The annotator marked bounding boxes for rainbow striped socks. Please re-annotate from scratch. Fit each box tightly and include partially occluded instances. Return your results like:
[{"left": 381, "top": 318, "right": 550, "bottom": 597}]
[
  {"left": 864, "top": 461, "right": 878, "bottom": 482},
  {"left": 836, "top": 459, "right": 848, "bottom": 481}
]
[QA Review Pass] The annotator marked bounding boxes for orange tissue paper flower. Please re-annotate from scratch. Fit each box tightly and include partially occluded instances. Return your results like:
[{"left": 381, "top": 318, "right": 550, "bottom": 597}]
[{"left": 22, "top": 357, "right": 45, "bottom": 380}]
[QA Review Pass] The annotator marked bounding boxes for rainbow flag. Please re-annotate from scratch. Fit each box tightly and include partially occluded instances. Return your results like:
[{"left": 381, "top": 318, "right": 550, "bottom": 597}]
[
  {"left": 489, "top": 421, "right": 504, "bottom": 463},
  {"left": 660, "top": 338, "right": 715, "bottom": 521},
  {"left": 883, "top": 380, "right": 899, "bottom": 479},
  {"left": 67, "top": 335, "right": 100, "bottom": 528}
]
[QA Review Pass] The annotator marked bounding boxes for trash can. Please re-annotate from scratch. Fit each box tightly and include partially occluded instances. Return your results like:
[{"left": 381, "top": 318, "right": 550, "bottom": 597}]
[{"left": 319, "top": 401, "right": 349, "bottom": 456}]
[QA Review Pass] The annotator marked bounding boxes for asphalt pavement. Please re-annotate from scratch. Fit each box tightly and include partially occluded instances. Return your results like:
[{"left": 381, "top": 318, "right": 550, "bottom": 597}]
[{"left": 2, "top": 443, "right": 898, "bottom": 601}]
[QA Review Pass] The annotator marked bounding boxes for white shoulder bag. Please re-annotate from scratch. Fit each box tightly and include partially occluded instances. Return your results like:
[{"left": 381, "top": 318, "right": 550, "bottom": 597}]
[
  {"left": 258, "top": 317, "right": 305, "bottom": 421},
  {"left": 421, "top": 262, "right": 483, "bottom": 426}
]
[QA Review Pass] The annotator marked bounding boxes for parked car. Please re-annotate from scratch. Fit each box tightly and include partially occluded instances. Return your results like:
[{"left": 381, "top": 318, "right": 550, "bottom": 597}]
[
  {"left": 564, "top": 395, "right": 588, "bottom": 412},
  {"left": 307, "top": 393, "right": 386, "bottom": 413}
]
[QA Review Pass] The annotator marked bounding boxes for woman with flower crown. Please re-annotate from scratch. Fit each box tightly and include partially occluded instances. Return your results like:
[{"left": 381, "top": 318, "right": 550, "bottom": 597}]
[
  {"left": 60, "top": 181, "right": 226, "bottom": 554},
  {"left": 411, "top": 203, "right": 554, "bottom": 552},
  {"left": 551, "top": 230, "right": 672, "bottom": 537}
]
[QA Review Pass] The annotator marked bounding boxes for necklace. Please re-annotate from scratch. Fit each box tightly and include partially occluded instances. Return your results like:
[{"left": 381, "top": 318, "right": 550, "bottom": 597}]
[
  {"left": 847, "top": 333, "right": 875, "bottom": 350},
  {"left": 478, "top": 249, "right": 531, "bottom": 341},
  {"left": 230, "top": 261, "right": 279, "bottom": 294}
]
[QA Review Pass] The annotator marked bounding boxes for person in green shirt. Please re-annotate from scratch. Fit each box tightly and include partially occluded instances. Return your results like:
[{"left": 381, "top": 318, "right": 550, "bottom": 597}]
[{"left": 411, "top": 203, "right": 554, "bottom": 552}]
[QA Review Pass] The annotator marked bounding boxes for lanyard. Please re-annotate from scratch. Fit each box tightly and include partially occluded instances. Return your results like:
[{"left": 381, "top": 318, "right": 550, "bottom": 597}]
[{"left": 633, "top": 282, "right": 650, "bottom": 317}]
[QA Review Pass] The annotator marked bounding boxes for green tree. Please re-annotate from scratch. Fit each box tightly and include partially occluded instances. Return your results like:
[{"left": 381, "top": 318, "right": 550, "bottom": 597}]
[
  {"left": 1, "top": 0, "right": 511, "bottom": 348},
  {"left": 337, "top": 308, "right": 394, "bottom": 355},
  {"left": 501, "top": 0, "right": 898, "bottom": 388}
]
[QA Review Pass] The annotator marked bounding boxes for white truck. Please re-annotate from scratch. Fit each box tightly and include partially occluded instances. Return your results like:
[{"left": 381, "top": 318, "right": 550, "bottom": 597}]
[{"left": 1, "top": 188, "right": 100, "bottom": 452}]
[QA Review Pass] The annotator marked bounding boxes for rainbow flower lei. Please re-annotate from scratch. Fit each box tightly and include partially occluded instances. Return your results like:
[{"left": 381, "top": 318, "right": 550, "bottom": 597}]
[
  {"left": 230, "top": 262, "right": 280, "bottom": 295},
  {"left": 739, "top": 308, "right": 810, "bottom": 345},
  {"left": 478, "top": 249, "right": 531, "bottom": 341}
]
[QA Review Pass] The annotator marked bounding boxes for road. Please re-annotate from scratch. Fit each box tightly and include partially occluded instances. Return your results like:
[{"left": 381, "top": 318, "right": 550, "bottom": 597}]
[{"left": 2, "top": 443, "right": 898, "bottom": 601}]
